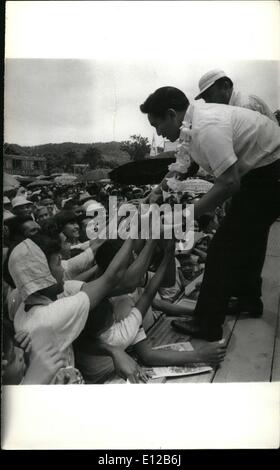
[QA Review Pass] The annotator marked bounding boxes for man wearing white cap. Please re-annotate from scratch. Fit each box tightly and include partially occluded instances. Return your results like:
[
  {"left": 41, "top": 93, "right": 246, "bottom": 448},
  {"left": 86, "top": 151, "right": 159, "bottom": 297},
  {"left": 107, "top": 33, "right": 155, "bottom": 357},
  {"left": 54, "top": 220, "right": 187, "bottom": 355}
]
[
  {"left": 195, "top": 68, "right": 277, "bottom": 123},
  {"left": 11, "top": 196, "right": 34, "bottom": 219}
]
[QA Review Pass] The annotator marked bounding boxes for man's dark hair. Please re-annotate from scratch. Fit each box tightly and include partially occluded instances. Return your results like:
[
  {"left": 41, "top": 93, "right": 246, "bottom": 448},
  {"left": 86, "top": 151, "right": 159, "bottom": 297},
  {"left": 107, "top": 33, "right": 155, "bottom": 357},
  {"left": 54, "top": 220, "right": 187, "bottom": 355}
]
[
  {"left": 5, "top": 215, "right": 34, "bottom": 245},
  {"left": 140, "top": 86, "right": 189, "bottom": 118},
  {"left": 53, "top": 210, "right": 77, "bottom": 233},
  {"left": 30, "top": 233, "right": 62, "bottom": 262},
  {"left": 63, "top": 198, "right": 79, "bottom": 210}
]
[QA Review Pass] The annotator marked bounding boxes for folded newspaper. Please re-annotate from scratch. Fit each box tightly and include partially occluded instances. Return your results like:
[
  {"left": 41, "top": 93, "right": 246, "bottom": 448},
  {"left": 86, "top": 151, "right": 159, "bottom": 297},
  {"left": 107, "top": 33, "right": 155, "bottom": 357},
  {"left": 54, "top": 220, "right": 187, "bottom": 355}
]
[{"left": 143, "top": 342, "right": 212, "bottom": 379}]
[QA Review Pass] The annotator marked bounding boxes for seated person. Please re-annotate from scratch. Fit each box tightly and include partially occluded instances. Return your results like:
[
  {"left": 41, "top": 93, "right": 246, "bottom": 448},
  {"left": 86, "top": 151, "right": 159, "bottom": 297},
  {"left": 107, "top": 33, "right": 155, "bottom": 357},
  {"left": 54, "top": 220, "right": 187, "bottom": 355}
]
[
  {"left": 5, "top": 232, "right": 140, "bottom": 381},
  {"left": 2, "top": 319, "right": 78, "bottom": 385},
  {"left": 35, "top": 206, "right": 50, "bottom": 226},
  {"left": 75, "top": 241, "right": 226, "bottom": 383}
]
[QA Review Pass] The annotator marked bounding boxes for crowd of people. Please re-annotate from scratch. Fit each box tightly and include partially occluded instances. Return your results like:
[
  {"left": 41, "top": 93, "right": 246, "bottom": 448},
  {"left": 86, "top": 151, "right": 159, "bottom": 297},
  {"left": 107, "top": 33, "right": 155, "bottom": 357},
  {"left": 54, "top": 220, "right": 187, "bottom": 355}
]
[
  {"left": 2, "top": 68, "right": 280, "bottom": 385},
  {"left": 2, "top": 174, "right": 227, "bottom": 385}
]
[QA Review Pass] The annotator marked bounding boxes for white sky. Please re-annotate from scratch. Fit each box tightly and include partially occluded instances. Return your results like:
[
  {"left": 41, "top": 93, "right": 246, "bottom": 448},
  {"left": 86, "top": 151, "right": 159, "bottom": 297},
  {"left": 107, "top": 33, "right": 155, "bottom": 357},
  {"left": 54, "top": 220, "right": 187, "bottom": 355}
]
[
  {"left": 4, "top": 1, "right": 280, "bottom": 146},
  {"left": 4, "top": 58, "right": 280, "bottom": 146}
]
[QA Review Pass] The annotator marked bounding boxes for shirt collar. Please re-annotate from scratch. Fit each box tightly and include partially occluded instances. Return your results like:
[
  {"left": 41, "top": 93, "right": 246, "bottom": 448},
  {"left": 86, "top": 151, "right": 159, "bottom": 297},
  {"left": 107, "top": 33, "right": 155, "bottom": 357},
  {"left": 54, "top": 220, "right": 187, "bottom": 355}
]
[{"left": 229, "top": 88, "right": 238, "bottom": 105}]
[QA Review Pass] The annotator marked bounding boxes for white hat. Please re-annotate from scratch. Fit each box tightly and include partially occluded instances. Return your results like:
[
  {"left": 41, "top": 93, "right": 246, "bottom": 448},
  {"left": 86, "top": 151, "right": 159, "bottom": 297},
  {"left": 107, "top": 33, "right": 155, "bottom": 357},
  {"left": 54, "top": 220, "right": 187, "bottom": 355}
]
[
  {"left": 79, "top": 191, "right": 92, "bottom": 203},
  {"left": 195, "top": 69, "right": 228, "bottom": 100},
  {"left": 11, "top": 196, "right": 33, "bottom": 208},
  {"left": 83, "top": 200, "right": 105, "bottom": 216},
  {"left": 3, "top": 196, "right": 10, "bottom": 205}
]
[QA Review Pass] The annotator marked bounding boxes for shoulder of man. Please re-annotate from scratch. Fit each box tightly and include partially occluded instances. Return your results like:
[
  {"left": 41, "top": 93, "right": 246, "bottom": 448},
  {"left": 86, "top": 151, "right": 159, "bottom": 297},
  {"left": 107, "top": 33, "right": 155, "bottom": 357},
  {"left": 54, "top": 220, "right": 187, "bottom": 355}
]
[{"left": 248, "top": 94, "right": 277, "bottom": 121}]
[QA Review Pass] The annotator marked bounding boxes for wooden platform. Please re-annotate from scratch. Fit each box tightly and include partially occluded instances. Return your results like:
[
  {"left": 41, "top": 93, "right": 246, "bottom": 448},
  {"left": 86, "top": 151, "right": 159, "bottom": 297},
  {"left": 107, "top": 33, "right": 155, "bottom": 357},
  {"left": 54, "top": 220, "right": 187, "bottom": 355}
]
[{"left": 146, "top": 221, "right": 280, "bottom": 383}]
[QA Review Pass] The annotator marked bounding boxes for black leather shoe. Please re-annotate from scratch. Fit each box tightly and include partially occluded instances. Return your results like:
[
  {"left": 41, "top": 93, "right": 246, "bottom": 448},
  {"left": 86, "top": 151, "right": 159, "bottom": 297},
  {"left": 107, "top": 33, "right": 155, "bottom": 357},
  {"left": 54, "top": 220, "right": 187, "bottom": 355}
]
[{"left": 227, "top": 298, "right": 263, "bottom": 318}]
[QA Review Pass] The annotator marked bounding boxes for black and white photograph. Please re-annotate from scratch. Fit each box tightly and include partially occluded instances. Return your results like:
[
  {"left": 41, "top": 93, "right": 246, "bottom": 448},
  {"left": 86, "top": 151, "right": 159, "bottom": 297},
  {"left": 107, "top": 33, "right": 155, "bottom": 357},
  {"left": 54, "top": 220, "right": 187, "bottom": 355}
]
[{"left": 2, "top": 1, "right": 280, "bottom": 450}]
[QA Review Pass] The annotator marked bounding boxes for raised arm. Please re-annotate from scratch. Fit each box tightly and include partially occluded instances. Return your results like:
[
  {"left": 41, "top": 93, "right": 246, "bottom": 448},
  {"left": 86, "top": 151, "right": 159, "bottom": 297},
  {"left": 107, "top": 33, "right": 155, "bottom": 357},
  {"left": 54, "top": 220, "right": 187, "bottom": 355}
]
[
  {"left": 81, "top": 238, "right": 135, "bottom": 310},
  {"left": 111, "top": 239, "right": 157, "bottom": 294},
  {"left": 135, "top": 241, "right": 175, "bottom": 317}
]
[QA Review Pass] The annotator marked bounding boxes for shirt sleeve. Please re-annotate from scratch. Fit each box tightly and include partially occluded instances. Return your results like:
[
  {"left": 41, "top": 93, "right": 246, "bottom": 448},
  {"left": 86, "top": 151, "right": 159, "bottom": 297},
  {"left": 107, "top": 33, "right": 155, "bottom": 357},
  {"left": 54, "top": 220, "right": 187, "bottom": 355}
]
[
  {"left": 62, "top": 248, "right": 95, "bottom": 280},
  {"left": 198, "top": 124, "right": 238, "bottom": 178},
  {"left": 45, "top": 292, "right": 90, "bottom": 351},
  {"left": 248, "top": 95, "right": 278, "bottom": 123},
  {"left": 100, "top": 307, "right": 145, "bottom": 348},
  {"left": 61, "top": 280, "right": 84, "bottom": 297}
]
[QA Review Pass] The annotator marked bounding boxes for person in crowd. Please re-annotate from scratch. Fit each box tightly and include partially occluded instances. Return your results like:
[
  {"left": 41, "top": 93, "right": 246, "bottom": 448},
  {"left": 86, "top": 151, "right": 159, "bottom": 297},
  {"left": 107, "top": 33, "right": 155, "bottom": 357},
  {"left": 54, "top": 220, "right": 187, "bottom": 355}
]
[
  {"left": 5, "top": 228, "right": 145, "bottom": 383},
  {"left": 75, "top": 240, "right": 226, "bottom": 383},
  {"left": 41, "top": 197, "right": 59, "bottom": 217},
  {"left": 2, "top": 320, "right": 69, "bottom": 385},
  {"left": 140, "top": 86, "right": 280, "bottom": 340},
  {"left": 4, "top": 195, "right": 13, "bottom": 213},
  {"left": 78, "top": 214, "right": 94, "bottom": 243},
  {"left": 195, "top": 68, "right": 278, "bottom": 308},
  {"left": 11, "top": 196, "right": 34, "bottom": 219},
  {"left": 195, "top": 69, "right": 278, "bottom": 123},
  {"left": 4, "top": 216, "right": 40, "bottom": 247},
  {"left": 35, "top": 206, "right": 50, "bottom": 226},
  {"left": 63, "top": 198, "right": 83, "bottom": 217},
  {"left": 53, "top": 210, "right": 82, "bottom": 248}
]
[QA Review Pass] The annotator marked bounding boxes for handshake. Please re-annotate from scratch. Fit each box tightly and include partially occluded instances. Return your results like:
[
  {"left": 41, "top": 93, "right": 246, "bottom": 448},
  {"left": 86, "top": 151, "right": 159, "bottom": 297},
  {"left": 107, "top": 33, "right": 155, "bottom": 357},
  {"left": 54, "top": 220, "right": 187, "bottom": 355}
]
[{"left": 117, "top": 203, "right": 194, "bottom": 242}]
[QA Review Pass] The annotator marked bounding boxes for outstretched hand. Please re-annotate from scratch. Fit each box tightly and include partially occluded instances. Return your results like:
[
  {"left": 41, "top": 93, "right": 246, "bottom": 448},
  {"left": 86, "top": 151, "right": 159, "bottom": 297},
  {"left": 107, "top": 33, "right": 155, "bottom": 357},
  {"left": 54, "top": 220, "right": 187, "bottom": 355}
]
[
  {"left": 14, "top": 331, "right": 32, "bottom": 356},
  {"left": 21, "top": 326, "right": 67, "bottom": 385},
  {"left": 112, "top": 348, "right": 151, "bottom": 383}
]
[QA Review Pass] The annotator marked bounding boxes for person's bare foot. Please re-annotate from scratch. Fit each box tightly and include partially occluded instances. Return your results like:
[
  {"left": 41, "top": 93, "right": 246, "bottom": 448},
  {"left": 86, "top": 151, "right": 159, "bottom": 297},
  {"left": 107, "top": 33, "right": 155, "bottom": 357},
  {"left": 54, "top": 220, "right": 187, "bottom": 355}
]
[{"left": 195, "top": 341, "right": 227, "bottom": 365}]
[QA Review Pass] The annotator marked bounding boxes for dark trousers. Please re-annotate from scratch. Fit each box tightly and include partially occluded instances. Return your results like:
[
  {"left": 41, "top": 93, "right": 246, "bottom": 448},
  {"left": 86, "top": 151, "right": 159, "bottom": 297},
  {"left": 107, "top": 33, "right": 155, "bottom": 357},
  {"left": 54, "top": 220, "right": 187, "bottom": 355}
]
[{"left": 194, "top": 159, "right": 280, "bottom": 340}]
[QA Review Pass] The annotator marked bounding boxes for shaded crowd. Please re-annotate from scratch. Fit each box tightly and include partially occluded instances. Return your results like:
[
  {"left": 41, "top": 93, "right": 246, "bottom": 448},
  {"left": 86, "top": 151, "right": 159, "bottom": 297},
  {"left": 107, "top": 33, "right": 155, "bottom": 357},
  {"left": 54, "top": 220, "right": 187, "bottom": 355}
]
[{"left": 2, "top": 179, "right": 226, "bottom": 385}]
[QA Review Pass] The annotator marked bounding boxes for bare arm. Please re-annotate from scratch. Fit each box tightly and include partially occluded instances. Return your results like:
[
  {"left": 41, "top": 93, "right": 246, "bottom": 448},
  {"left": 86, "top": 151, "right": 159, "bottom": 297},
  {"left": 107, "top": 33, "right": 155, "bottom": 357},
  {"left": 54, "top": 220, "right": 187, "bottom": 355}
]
[
  {"left": 134, "top": 339, "right": 226, "bottom": 367},
  {"left": 75, "top": 338, "right": 150, "bottom": 383},
  {"left": 135, "top": 241, "right": 175, "bottom": 317},
  {"left": 152, "top": 297, "right": 196, "bottom": 316},
  {"left": 111, "top": 240, "right": 157, "bottom": 294},
  {"left": 74, "top": 264, "right": 99, "bottom": 283}
]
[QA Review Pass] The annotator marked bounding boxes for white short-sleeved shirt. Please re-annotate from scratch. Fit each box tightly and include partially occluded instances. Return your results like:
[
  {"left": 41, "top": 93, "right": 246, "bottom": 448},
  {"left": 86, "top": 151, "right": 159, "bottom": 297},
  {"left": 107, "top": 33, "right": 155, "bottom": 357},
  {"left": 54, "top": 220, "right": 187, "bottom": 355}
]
[
  {"left": 14, "top": 284, "right": 89, "bottom": 366},
  {"left": 8, "top": 280, "right": 84, "bottom": 321},
  {"left": 62, "top": 248, "right": 94, "bottom": 281},
  {"left": 158, "top": 258, "right": 182, "bottom": 302},
  {"left": 229, "top": 89, "right": 278, "bottom": 124},
  {"left": 99, "top": 307, "right": 146, "bottom": 349},
  {"left": 188, "top": 102, "right": 280, "bottom": 178}
]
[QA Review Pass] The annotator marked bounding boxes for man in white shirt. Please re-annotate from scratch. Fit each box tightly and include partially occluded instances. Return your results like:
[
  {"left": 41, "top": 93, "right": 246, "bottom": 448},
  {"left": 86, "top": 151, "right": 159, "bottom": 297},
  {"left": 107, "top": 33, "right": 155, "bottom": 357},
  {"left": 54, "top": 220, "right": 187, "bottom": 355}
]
[
  {"left": 195, "top": 68, "right": 278, "bottom": 123},
  {"left": 140, "top": 86, "right": 280, "bottom": 341},
  {"left": 195, "top": 69, "right": 278, "bottom": 314}
]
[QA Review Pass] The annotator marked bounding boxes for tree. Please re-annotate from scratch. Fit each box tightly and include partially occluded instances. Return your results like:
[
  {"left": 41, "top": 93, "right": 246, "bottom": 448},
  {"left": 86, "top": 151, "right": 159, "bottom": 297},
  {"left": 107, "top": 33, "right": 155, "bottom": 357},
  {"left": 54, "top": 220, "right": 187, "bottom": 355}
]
[
  {"left": 45, "top": 153, "right": 65, "bottom": 175},
  {"left": 82, "top": 146, "right": 104, "bottom": 169},
  {"left": 103, "top": 160, "right": 119, "bottom": 169},
  {"left": 120, "top": 135, "right": 151, "bottom": 161},
  {"left": 64, "top": 150, "right": 77, "bottom": 172}
]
